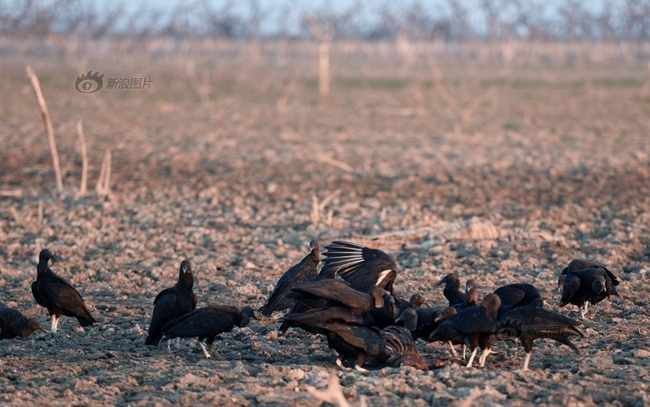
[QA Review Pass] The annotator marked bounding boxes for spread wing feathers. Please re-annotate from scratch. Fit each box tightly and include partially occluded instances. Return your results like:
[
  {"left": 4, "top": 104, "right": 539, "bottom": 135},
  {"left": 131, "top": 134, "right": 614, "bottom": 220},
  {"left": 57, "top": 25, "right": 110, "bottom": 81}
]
[
  {"left": 321, "top": 241, "right": 397, "bottom": 294},
  {"left": 161, "top": 307, "right": 236, "bottom": 339},
  {"left": 559, "top": 273, "right": 582, "bottom": 306},
  {"left": 289, "top": 280, "right": 372, "bottom": 313}
]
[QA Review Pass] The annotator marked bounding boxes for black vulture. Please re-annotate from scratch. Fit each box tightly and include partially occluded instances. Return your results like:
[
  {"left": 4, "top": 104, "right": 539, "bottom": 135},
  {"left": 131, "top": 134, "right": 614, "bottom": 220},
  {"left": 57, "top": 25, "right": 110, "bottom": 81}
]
[
  {"left": 402, "top": 305, "right": 464, "bottom": 358},
  {"left": 409, "top": 306, "right": 457, "bottom": 341},
  {"left": 430, "top": 294, "right": 502, "bottom": 368},
  {"left": 160, "top": 305, "right": 256, "bottom": 359},
  {"left": 288, "top": 279, "right": 388, "bottom": 315},
  {"left": 318, "top": 241, "right": 397, "bottom": 294},
  {"left": 31, "top": 249, "right": 96, "bottom": 333},
  {"left": 369, "top": 294, "right": 399, "bottom": 329},
  {"left": 395, "top": 293, "right": 427, "bottom": 313},
  {"left": 395, "top": 308, "right": 418, "bottom": 331},
  {"left": 559, "top": 267, "right": 618, "bottom": 318},
  {"left": 464, "top": 279, "right": 479, "bottom": 307},
  {"left": 0, "top": 308, "right": 45, "bottom": 339},
  {"left": 258, "top": 240, "right": 320, "bottom": 317},
  {"left": 146, "top": 260, "right": 197, "bottom": 346},
  {"left": 283, "top": 307, "right": 430, "bottom": 370},
  {"left": 493, "top": 283, "right": 543, "bottom": 311},
  {"left": 279, "top": 241, "right": 397, "bottom": 333},
  {"left": 284, "top": 279, "right": 395, "bottom": 329},
  {"left": 559, "top": 259, "right": 620, "bottom": 294},
  {"left": 436, "top": 273, "right": 465, "bottom": 306},
  {"left": 495, "top": 305, "right": 584, "bottom": 371}
]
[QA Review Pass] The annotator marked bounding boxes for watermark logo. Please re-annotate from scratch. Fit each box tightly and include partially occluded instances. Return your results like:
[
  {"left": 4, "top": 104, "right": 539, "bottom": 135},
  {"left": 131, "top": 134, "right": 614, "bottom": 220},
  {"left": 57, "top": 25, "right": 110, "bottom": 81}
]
[
  {"left": 75, "top": 71, "right": 153, "bottom": 93},
  {"left": 494, "top": 318, "right": 573, "bottom": 340},
  {"left": 494, "top": 318, "right": 523, "bottom": 340},
  {"left": 75, "top": 71, "right": 104, "bottom": 93}
]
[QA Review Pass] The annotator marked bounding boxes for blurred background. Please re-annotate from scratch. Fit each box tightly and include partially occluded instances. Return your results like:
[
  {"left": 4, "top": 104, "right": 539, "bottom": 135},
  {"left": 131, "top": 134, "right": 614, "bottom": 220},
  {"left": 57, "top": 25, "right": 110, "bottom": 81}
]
[{"left": 1, "top": 0, "right": 649, "bottom": 235}]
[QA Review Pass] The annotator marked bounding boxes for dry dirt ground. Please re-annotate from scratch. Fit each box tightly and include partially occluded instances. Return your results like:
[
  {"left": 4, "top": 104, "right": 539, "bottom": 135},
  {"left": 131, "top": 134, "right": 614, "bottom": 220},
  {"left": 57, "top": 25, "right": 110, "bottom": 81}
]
[{"left": 1, "top": 51, "right": 650, "bottom": 406}]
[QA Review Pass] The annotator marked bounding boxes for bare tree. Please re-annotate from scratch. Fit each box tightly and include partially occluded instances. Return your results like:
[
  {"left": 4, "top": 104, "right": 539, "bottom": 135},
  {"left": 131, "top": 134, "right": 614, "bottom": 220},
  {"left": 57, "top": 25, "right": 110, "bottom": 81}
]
[{"left": 305, "top": 13, "right": 335, "bottom": 97}]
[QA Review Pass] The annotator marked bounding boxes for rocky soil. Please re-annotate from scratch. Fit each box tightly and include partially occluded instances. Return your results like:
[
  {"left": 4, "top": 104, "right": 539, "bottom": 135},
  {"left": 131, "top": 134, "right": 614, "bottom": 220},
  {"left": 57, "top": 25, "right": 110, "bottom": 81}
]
[{"left": 0, "top": 55, "right": 649, "bottom": 406}]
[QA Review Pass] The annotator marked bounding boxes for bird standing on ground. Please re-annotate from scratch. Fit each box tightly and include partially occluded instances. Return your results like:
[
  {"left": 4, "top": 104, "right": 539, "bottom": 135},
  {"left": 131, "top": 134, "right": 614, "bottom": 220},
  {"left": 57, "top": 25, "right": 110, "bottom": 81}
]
[
  {"left": 436, "top": 273, "right": 466, "bottom": 306},
  {"left": 146, "top": 260, "right": 197, "bottom": 346},
  {"left": 160, "top": 305, "right": 256, "bottom": 359},
  {"left": 0, "top": 308, "right": 45, "bottom": 339},
  {"left": 31, "top": 249, "right": 96, "bottom": 333},
  {"left": 431, "top": 294, "right": 502, "bottom": 368},
  {"left": 559, "top": 259, "right": 620, "bottom": 292},
  {"left": 259, "top": 240, "right": 321, "bottom": 317},
  {"left": 559, "top": 266, "right": 618, "bottom": 318},
  {"left": 495, "top": 305, "right": 584, "bottom": 371}
]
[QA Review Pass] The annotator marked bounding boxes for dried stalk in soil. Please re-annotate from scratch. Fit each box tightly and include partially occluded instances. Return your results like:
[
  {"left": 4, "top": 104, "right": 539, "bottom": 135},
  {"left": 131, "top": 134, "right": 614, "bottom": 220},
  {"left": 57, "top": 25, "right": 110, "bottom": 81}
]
[
  {"left": 76, "top": 119, "right": 88, "bottom": 196},
  {"left": 96, "top": 149, "right": 112, "bottom": 196},
  {"left": 26, "top": 65, "right": 63, "bottom": 194}
]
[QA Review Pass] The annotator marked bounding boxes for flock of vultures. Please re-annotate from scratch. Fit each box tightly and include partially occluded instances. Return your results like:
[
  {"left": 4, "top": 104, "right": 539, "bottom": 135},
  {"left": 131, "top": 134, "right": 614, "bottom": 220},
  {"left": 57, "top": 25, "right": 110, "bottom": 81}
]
[{"left": 1, "top": 241, "right": 620, "bottom": 372}]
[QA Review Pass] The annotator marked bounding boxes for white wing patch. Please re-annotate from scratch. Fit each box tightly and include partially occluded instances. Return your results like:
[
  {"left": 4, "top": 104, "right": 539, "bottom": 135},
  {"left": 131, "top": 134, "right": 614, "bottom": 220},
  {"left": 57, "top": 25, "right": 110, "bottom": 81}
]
[{"left": 376, "top": 269, "right": 393, "bottom": 286}]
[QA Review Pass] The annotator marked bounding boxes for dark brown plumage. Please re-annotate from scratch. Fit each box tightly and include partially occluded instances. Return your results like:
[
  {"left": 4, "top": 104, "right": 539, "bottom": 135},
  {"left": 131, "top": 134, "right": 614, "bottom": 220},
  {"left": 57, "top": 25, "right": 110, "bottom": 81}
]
[
  {"left": 493, "top": 283, "right": 543, "bottom": 311},
  {"left": 410, "top": 306, "right": 457, "bottom": 341},
  {"left": 146, "top": 260, "right": 197, "bottom": 346},
  {"left": 462, "top": 279, "right": 479, "bottom": 307},
  {"left": 258, "top": 240, "right": 320, "bottom": 317},
  {"left": 288, "top": 279, "right": 388, "bottom": 315},
  {"left": 318, "top": 241, "right": 397, "bottom": 294},
  {"left": 436, "top": 273, "right": 465, "bottom": 306},
  {"left": 160, "top": 305, "right": 256, "bottom": 359},
  {"left": 559, "top": 267, "right": 618, "bottom": 318},
  {"left": 559, "top": 259, "right": 620, "bottom": 293},
  {"left": 283, "top": 307, "right": 429, "bottom": 370},
  {"left": 430, "top": 294, "right": 502, "bottom": 368},
  {"left": 395, "top": 308, "right": 418, "bottom": 331},
  {"left": 0, "top": 308, "right": 45, "bottom": 340},
  {"left": 495, "top": 305, "right": 584, "bottom": 371},
  {"left": 396, "top": 293, "right": 427, "bottom": 313},
  {"left": 31, "top": 249, "right": 96, "bottom": 333},
  {"left": 283, "top": 279, "right": 395, "bottom": 330},
  {"left": 279, "top": 241, "right": 398, "bottom": 333}
]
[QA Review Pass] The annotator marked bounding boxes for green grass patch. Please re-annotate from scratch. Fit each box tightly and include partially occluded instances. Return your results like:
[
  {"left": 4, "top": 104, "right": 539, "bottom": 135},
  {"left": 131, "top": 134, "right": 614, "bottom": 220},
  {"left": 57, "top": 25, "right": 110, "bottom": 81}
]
[
  {"left": 593, "top": 78, "right": 644, "bottom": 88},
  {"left": 305, "top": 78, "right": 409, "bottom": 90},
  {"left": 503, "top": 122, "right": 520, "bottom": 131}
]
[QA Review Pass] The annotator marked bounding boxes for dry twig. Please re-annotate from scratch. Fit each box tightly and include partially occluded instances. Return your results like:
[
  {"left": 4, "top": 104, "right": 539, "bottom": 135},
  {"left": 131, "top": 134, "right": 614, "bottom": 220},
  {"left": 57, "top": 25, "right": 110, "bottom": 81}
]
[
  {"left": 26, "top": 65, "right": 63, "bottom": 194},
  {"left": 0, "top": 190, "right": 23, "bottom": 197},
  {"left": 96, "top": 149, "right": 112, "bottom": 196},
  {"left": 316, "top": 154, "right": 354, "bottom": 173},
  {"left": 306, "top": 14, "right": 335, "bottom": 97},
  {"left": 76, "top": 119, "right": 88, "bottom": 196},
  {"left": 306, "top": 370, "right": 365, "bottom": 407}
]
